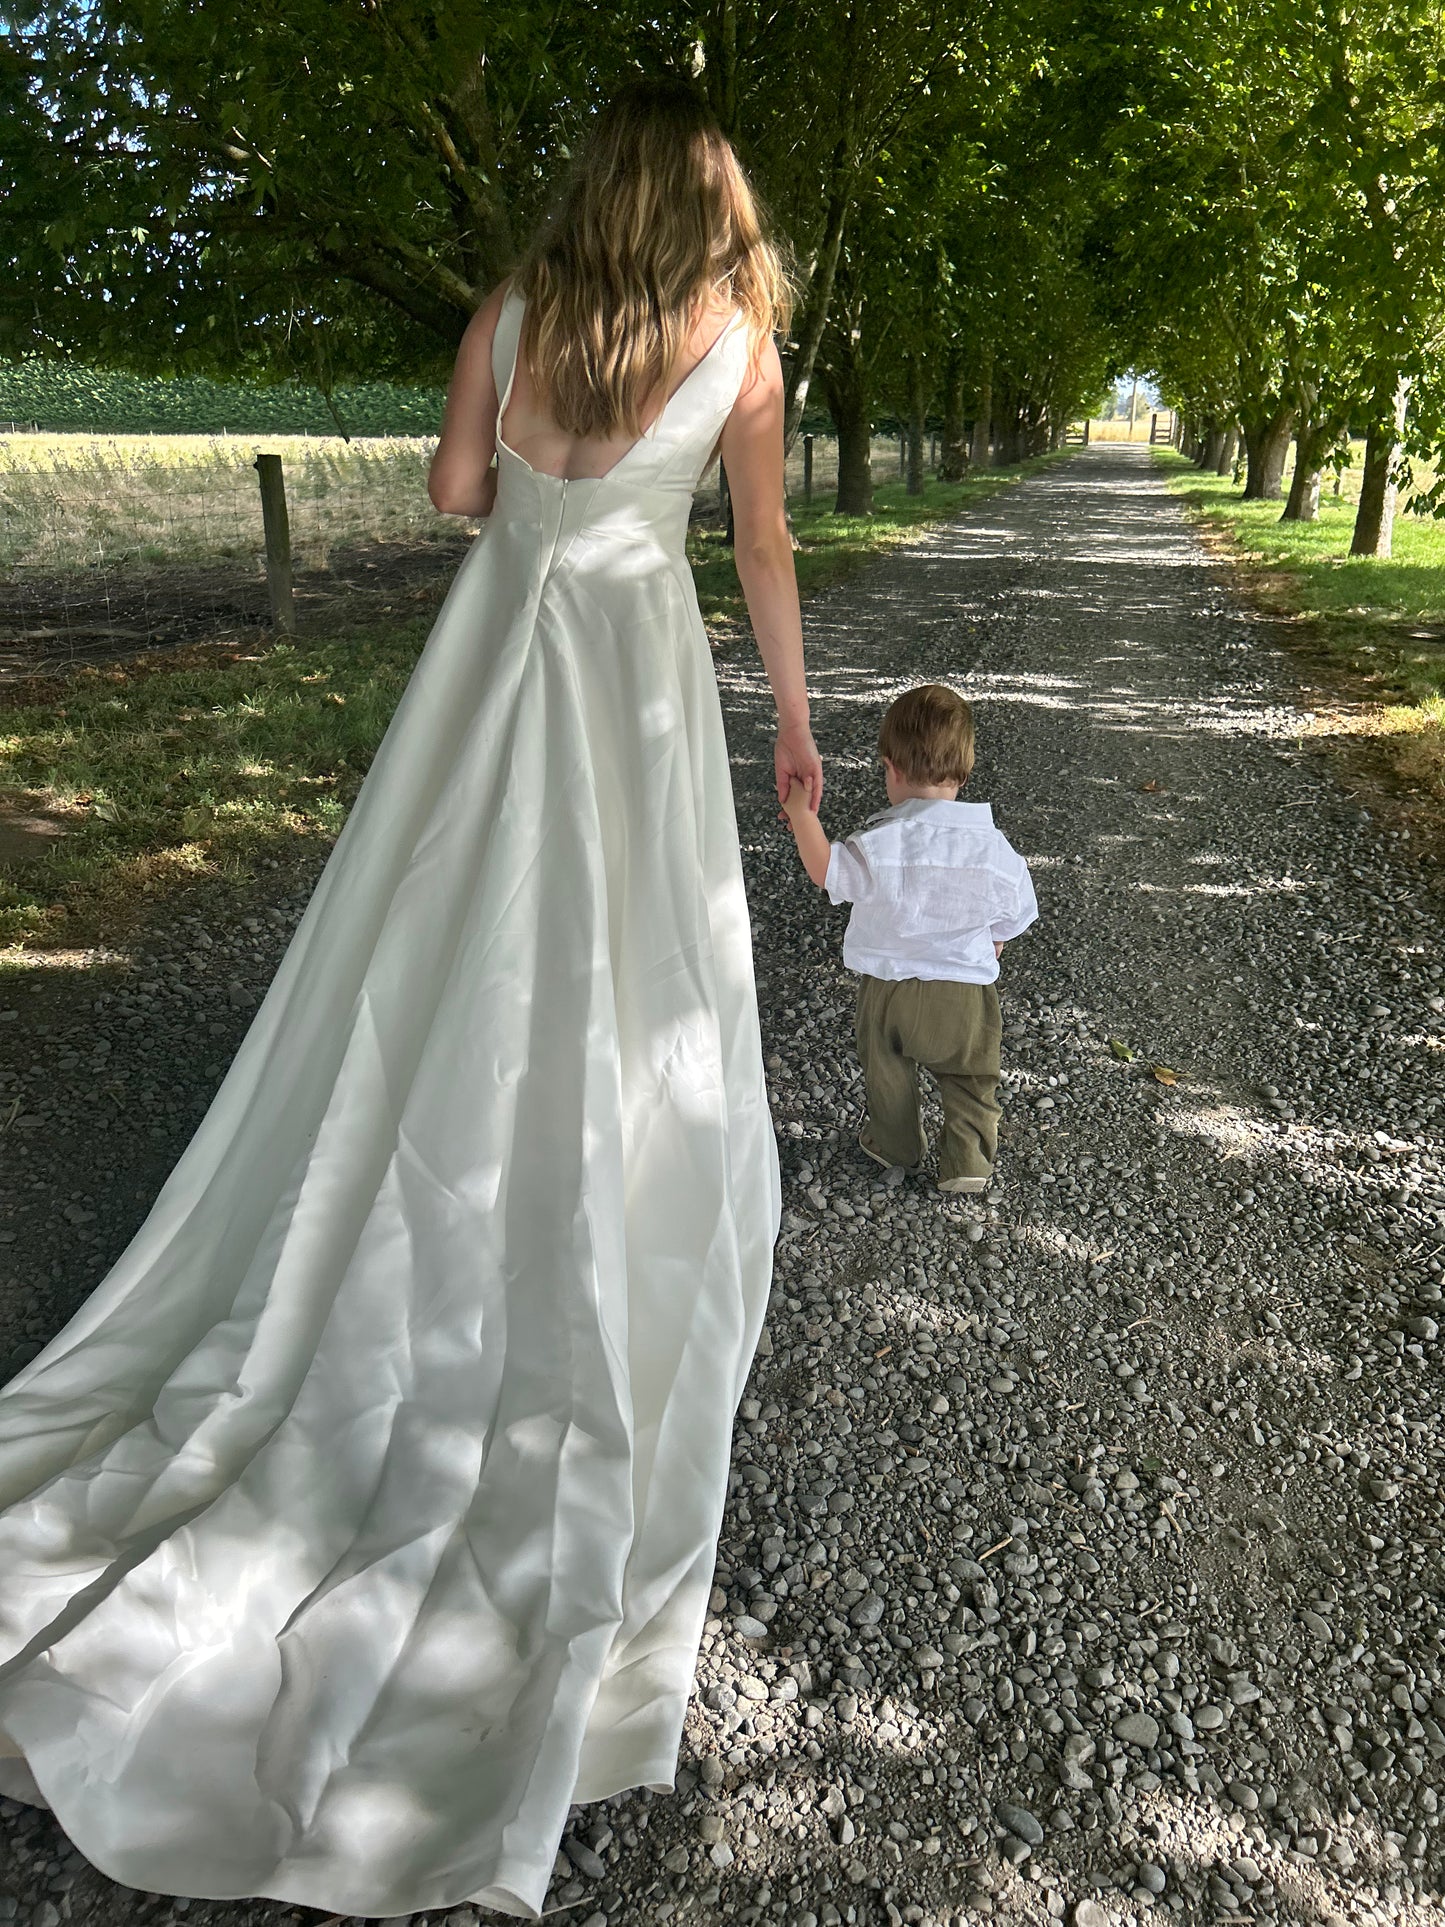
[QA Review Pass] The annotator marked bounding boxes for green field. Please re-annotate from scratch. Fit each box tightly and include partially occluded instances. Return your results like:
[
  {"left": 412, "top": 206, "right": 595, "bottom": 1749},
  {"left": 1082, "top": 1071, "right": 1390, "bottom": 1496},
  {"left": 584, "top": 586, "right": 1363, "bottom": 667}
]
[{"left": 0, "top": 359, "right": 447, "bottom": 438}]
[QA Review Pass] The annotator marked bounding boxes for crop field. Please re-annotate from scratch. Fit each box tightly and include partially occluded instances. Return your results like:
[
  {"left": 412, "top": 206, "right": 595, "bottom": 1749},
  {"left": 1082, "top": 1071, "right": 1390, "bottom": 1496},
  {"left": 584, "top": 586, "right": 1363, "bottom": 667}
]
[
  {"left": 0, "top": 359, "right": 448, "bottom": 438},
  {"left": 0, "top": 433, "right": 448, "bottom": 573}
]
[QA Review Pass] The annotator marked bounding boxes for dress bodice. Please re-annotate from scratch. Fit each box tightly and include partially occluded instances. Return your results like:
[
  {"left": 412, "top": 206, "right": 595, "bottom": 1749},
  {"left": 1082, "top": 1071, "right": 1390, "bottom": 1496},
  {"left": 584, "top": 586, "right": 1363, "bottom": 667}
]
[{"left": 488, "top": 289, "right": 748, "bottom": 556}]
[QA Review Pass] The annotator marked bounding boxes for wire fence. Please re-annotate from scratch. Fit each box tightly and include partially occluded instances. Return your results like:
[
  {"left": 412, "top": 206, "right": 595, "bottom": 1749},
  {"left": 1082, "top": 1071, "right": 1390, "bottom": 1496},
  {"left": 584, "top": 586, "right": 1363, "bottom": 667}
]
[
  {"left": 0, "top": 433, "right": 457, "bottom": 675},
  {"left": 0, "top": 429, "right": 930, "bottom": 676}
]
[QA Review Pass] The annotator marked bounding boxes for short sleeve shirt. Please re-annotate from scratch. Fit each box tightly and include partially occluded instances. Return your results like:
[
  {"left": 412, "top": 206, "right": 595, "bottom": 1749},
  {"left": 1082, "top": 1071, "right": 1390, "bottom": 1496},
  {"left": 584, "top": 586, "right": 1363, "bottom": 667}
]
[{"left": 823, "top": 797, "right": 1038, "bottom": 984}]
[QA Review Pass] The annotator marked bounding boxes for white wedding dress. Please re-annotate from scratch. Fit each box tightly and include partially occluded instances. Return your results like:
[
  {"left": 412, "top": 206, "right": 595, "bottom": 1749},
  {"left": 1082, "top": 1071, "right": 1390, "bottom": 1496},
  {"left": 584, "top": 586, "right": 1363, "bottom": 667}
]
[{"left": 0, "top": 289, "right": 781, "bottom": 1918}]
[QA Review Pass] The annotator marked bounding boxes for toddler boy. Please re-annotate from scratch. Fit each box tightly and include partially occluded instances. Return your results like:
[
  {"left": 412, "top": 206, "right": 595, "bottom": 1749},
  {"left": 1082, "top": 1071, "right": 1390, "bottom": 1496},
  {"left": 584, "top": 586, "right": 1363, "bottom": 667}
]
[{"left": 781, "top": 682, "right": 1036, "bottom": 1194}]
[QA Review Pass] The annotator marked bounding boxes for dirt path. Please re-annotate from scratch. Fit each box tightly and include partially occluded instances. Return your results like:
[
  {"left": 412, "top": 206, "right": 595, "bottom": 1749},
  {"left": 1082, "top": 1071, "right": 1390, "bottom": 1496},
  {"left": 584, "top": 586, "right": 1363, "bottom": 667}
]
[{"left": 3, "top": 444, "right": 1444, "bottom": 1927}]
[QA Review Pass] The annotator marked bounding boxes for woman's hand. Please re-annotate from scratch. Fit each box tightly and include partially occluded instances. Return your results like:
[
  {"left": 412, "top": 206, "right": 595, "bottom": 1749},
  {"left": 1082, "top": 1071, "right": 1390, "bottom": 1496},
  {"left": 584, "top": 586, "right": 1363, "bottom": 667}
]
[{"left": 775, "top": 720, "right": 822, "bottom": 812}]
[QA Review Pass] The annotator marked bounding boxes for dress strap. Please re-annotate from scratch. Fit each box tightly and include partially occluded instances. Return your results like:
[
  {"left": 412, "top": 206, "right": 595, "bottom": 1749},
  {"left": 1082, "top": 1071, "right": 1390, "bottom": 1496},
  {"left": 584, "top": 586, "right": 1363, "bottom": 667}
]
[{"left": 492, "top": 286, "right": 525, "bottom": 437}]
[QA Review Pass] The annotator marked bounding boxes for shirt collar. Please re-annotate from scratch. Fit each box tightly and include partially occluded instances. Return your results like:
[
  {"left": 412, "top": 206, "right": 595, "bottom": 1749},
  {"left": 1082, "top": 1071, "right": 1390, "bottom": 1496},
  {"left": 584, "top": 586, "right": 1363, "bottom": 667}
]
[{"left": 864, "top": 796, "right": 996, "bottom": 828}]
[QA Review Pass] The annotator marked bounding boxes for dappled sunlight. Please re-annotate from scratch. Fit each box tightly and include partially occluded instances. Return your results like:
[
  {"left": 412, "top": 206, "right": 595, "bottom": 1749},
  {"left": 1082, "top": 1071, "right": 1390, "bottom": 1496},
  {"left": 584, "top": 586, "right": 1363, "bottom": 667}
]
[
  {"left": 1161, "top": 1098, "right": 1270, "bottom": 1163},
  {"left": 1173, "top": 876, "right": 1313, "bottom": 899}
]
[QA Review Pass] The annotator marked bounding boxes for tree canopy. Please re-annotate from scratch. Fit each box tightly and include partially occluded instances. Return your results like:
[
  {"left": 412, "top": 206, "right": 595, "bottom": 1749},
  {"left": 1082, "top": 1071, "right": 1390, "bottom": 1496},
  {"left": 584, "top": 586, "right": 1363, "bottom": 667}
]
[{"left": 4, "top": 0, "right": 1444, "bottom": 527}]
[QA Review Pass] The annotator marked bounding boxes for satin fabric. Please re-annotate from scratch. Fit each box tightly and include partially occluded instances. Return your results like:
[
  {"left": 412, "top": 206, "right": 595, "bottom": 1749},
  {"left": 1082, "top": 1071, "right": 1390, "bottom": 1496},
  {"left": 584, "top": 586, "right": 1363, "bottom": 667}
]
[{"left": 0, "top": 289, "right": 780, "bottom": 1919}]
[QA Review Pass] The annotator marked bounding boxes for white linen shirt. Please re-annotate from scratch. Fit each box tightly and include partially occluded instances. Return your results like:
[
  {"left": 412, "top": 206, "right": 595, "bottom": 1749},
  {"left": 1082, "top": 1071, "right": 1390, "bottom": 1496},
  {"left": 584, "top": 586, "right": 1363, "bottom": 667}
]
[{"left": 823, "top": 797, "right": 1038, "bottom": 984}]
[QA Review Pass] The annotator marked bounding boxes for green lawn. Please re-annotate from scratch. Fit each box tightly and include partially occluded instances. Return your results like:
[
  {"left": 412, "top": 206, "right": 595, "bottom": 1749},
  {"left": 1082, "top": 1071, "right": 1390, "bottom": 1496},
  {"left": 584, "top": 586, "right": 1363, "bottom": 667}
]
[
  {"left": 1154, "top": 447, "right": 1445, "bottom": 807},
  {"left": 0, "top": 634, "right": 420, "bottom": 948},
  {"left": 1, "top": 454, "right": 1064, "bottom": 953},
  {"left": 1154, "top": 448, "right": 1445, "bottom": 701}
]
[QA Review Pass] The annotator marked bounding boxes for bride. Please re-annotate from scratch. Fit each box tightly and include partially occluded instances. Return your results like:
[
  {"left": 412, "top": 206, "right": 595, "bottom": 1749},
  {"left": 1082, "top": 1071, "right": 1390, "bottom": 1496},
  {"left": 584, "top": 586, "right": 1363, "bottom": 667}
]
[{"left": 0, "top": 77, "right": 820, "bottom": 1919}]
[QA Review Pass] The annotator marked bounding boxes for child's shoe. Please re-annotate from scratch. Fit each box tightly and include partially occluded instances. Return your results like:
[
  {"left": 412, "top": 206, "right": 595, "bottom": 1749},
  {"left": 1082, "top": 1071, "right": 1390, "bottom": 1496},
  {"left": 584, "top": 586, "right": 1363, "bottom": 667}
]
[
  {"left": 938, "top": 1172, "right": 990, "bottom": 1195},
  {"left": 858, "top": 1128, "right": 918, "bottom": 1175}
]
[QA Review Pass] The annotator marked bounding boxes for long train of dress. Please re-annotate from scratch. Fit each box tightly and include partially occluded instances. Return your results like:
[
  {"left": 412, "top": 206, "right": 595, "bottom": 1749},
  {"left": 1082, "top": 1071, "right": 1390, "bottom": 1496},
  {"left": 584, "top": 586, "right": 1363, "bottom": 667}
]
[{"left": 0, "top": 288, "right": 780, "bottom": 1918}]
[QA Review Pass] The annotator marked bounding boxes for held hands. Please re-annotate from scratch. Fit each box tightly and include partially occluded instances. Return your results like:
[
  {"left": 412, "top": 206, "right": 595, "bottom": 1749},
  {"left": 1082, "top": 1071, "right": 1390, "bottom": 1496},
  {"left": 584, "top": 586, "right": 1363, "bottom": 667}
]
[
  {"left": 777, "top": 768, "right": 833, "bottom": 888},
  {"left": 774, "top": 720, "right": 822, "bottom": 813},
  {"left": 779, "top": 778, "right": 813, "bottom": 827}
]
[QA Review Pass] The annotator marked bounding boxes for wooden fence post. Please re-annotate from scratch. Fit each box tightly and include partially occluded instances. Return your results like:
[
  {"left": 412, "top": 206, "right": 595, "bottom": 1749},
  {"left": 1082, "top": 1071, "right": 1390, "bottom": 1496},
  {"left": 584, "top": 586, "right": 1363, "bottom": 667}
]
[
  {"left": 803, "top": 434, "right": 814, "bottom": 505},
  {"left": 253, "top": 453, "right": 295, "bottom": 636}
]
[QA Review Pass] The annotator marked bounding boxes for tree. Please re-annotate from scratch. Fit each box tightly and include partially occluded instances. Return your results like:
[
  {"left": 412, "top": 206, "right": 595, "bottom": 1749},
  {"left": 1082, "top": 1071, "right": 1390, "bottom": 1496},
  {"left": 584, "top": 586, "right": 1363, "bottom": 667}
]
[
  {"left": 701, "top": 0, "right": 1008, "bottom": 452},
  {"left": 1, "top": 0, "right": 644, "bottom": 381}
]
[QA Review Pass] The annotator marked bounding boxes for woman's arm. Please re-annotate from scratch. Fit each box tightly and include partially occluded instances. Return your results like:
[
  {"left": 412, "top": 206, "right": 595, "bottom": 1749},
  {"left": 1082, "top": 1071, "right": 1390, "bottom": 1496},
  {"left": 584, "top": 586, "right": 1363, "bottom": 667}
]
[
  {"left": 427, "top": 280, "right": 511, "bottom": 518},
  {"left": 720, "top": 337, "right": 821, "bottom": 810}
]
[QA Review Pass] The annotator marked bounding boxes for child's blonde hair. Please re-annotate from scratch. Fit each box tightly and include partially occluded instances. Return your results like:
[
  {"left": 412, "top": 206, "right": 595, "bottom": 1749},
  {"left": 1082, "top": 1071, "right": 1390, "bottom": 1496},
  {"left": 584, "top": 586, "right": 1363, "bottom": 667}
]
[{"left": 878, "top": 683, "right": 975, "bottom": 786}]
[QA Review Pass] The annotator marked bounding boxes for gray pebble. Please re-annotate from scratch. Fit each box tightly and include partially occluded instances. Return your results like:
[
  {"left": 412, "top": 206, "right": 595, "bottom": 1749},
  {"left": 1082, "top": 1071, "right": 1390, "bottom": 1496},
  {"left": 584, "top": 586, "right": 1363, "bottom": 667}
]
[
  {"left": 1114, "top": 1711, "right": 1159, "bottom": 1748},
  {"left": 995, "top": 1801, "right": 1044, "bottom": 1847}
]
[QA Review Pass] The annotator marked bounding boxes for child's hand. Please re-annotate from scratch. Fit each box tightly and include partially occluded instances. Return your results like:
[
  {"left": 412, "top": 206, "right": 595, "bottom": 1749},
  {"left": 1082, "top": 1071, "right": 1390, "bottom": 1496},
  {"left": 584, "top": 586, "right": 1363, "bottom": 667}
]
[
  {"left": 777, "top": 777, "right": 831, "bottom": 886},
  {"left": 993, "top": 940, "right": 1005, "bottom": 959},
  {"left": 780, "top": 778, "right": 813, "bottom": 825}
]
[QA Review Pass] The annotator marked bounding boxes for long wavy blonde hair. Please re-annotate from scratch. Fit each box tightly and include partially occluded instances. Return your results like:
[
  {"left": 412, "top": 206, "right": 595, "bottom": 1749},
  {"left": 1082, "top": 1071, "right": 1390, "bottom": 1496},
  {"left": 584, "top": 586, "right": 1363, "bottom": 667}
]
[{"left": 513, "top": 79, "right": 792, "bottom": 439}]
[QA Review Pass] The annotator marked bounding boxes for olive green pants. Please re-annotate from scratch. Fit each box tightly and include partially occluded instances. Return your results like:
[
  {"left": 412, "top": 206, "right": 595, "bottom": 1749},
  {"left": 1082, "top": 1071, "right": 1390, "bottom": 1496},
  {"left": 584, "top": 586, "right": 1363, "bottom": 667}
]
[{"left": 855, "top": 975, "right": 1002, "bottom": 1183}]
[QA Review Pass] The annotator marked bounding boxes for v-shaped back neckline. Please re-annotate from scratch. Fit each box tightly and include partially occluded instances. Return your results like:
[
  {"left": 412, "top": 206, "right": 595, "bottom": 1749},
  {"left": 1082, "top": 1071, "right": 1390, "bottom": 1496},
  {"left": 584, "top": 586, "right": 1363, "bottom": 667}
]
[{"left": 496, "top": 289, "right": 744, "bottom": 486}]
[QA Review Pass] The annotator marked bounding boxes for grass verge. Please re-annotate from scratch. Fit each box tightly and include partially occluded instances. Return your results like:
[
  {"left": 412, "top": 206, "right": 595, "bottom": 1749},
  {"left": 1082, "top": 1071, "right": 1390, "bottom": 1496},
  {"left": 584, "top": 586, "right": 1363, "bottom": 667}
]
[
  {"left": 1, "top": 455, "right": 1065, "bottom": 953},
  {"left": 1154, "top": 448, "right": 1445, "bottom": 825}
]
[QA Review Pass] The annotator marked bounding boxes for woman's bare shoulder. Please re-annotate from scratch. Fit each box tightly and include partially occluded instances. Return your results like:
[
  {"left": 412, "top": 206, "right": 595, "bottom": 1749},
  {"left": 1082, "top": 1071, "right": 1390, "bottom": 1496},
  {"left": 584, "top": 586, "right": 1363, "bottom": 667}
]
[
  {"left": 461, "top": 277, "right": 513, "bottom": 347},
  {"left": 734, "top": 328, "right": 782, "bottom": 405}
]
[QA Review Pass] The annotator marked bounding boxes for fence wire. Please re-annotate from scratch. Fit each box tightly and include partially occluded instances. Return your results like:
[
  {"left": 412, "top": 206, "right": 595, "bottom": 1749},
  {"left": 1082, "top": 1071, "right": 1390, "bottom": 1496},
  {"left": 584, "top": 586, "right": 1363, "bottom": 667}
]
[{"left": 0, "top": 430, "right": 933, "bottom": 678}]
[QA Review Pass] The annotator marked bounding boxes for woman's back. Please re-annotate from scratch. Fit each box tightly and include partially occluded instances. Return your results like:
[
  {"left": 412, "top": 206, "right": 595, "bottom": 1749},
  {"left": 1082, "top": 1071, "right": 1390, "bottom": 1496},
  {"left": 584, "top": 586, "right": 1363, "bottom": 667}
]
[{"left": 498, "top": 294, "right": 741, "bottom": 483}]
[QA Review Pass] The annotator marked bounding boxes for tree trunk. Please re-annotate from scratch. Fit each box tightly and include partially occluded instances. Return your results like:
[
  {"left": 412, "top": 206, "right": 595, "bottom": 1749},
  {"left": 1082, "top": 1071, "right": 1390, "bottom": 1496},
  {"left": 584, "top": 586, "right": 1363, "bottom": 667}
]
[
  {"left": 1283, "top": 460, "right": 1321, "bottom": 521},
  {"left": 1281, "top": 408, "right": 1330, "bottom": 522},
  {"left": 782, "top": 166, "right": 850, "bottom": 452},
  {"left": 709, "top": 0, "right": 739, "bottom": 133},
  {"left": 1242, "top": 408, "right": 1293, "bottom": 500},
  {"left": 834, "top": 403, "right": 872, "bottom": 514},
  {"left": 822, "top": 346, "right": 873, "bottom": 517},
  {"left": 1200, "top": 424, "right": 1226, "bottom": 470},
  {"left": 993, "top": 382, "right": 1020, "bottom": 464},
  {"left": 940, "top": 347, "right": 968, "bottom": 479},
  {"left": 969, "top": 350, "right": 992, "bottom": 468},
  {"left": 1216, "top": 424, "right": 1239, "bottom": 476},
  {"left": 906, "top": 363, "right": 927, "bottom": 495},
  {"left": 1350, "top": 371, "right": 1410, "bottom": 558}
]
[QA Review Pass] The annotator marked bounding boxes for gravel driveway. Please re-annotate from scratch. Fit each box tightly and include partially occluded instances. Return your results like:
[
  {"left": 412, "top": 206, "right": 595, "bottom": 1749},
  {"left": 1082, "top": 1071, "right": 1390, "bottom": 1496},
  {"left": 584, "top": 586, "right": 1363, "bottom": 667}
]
[{"left": 3, "top": 444, "right": 1444, "bottom": 1927}]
